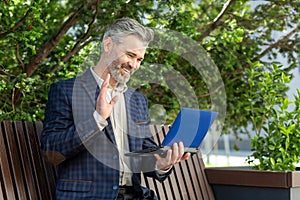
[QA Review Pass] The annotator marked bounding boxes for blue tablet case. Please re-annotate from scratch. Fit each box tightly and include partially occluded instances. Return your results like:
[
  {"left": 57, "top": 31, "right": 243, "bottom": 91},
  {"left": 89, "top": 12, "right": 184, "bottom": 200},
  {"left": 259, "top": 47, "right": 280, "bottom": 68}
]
[
  {"left": 125, "top": 107, "right": 218, "bottom": 156},
  {"left": 161, "top": 108, "right": 218, "bottom": 148}
]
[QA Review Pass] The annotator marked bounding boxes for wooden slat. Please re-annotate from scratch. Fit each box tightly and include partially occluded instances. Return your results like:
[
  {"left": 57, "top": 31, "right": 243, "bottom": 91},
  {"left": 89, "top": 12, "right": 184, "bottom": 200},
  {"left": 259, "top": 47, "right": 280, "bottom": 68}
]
[
  {"left": 185, "top": 157, "right": 199, "bottom": 199},
  {"left": 168, "top": 163, "right": 185, "bottom": 199},
  {"left": 13, "top": 121, "right": 39, "bottom": 199},
  {"left": 164, "top": 168, "right": 180, "bottom": 199},
  {"left": 197, "top": 153, "right": 215, "bottom": 200},
  {"left": 3, "top": 121, "right": 28, "bottom": 200},
  {"left": 0, "top": 177, "right": 4, "bottom": 200},
  {"left": 189, "top": 154, "right": 203, "bottom": 198},
  {"left": 23, "top": 122, "right": 49, "bottom": 199},
  {"left": 0, "top": 121, "right": 56, "bottom": 200},
  {"left": 180, "top": 160, "right": 195, "bottom": 199},
  {"left": 0, "top": 122, "right": 16, "bottom": 200},
  {"left": 192, "top": 153, "right": 208, "bottom": 199},
  {"left": 34, "top": 121, "right": 56, "bottom": 199}
]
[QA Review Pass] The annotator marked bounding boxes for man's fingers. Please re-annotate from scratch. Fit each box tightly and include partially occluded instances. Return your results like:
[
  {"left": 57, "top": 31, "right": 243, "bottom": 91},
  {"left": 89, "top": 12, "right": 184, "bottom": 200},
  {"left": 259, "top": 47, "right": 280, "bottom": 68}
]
[
  {"left": 182, "top": 152, "right": 191, "bottom": 160},
  {"left": 105, "top": 73, "right": 111, "bottom": 84},
  {"left": 171, "top": 143, "right": 179, "bottom": 163},
  {"left": 154, "top": 149, "right": 172, "bottom": 170},
  {"left": 178, "top": 142, "right": 184, "bottom": 156},
  {"left": 177, "top": 142, "right": 185, "bottom": 162},
  {"left": 154, "top": 142, "right": 191, "bottom": 170},
  {"left": 100, "top": 74, "right": 110, "bottom": 93},
  {"left": 102, "top": 74, "right": 110, "bottom": 88},
  {"left": 98, "top": 75, "right": 109, "bottom": 102},
  {"left": 153, "top": 153, "right": 160, "bottom": 160},
  {"left": 95, "top": 73, "right": 117, "bottom": 119},
  {"left": 110, "top": 95, "right": 119, "bottom": 105}
]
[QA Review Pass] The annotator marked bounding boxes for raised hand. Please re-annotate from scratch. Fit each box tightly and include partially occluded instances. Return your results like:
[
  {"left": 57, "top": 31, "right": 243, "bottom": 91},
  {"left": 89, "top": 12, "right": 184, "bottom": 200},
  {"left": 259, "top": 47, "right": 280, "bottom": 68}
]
[{"left": 96, "top": 74, "right": 119, "bottom": 119}]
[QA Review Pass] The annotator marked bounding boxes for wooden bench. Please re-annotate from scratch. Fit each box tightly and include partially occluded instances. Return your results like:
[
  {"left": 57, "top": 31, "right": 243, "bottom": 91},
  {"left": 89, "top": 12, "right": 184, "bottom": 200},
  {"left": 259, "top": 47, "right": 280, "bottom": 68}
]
[
  {"left": 0, "top": 121, "right": 56, "bottom": 200},
  {"left": 0, "top": 121, "right": 214, "bottom": 200}
]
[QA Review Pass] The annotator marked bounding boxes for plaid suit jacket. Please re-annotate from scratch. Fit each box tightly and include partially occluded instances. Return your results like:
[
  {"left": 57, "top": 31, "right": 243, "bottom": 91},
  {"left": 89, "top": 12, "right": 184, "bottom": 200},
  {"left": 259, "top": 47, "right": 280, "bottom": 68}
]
[{"left": 41, "top": 69, "right": 171, "bottom": 200}]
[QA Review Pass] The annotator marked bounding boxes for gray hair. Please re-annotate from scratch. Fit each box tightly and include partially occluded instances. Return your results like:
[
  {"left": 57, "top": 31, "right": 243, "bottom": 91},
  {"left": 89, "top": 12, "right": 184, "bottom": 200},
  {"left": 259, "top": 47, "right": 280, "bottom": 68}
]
[{"left": 102, "top": 17, "right": 154, "bottom": 48}]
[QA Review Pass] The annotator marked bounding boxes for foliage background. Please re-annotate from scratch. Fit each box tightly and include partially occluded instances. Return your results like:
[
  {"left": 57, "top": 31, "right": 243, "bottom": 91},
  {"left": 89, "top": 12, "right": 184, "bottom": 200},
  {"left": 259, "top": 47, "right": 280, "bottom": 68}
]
[{"left": 0, "top": 0, "right": 299, "bottom": 140}]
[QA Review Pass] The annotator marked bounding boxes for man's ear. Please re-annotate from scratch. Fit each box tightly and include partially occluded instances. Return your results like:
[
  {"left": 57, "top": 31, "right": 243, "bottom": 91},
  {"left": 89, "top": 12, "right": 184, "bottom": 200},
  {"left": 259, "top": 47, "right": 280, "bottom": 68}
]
[{"left": 103, "top": 37, "right": 113, "bottom": 52}]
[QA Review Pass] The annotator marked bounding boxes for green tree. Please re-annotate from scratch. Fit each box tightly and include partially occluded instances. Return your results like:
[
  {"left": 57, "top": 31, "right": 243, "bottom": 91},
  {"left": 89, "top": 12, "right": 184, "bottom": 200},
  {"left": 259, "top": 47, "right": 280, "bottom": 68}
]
[{"left": 0, "top": 0, "right": 299, "bottom": 139}]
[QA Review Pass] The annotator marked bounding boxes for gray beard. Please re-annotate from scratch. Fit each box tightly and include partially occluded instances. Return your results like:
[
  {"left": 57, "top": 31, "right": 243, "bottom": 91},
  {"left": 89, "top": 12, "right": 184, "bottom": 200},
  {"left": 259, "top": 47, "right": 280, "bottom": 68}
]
[{"left": 108, "top": 60, "right": 131, "bottom": 84}]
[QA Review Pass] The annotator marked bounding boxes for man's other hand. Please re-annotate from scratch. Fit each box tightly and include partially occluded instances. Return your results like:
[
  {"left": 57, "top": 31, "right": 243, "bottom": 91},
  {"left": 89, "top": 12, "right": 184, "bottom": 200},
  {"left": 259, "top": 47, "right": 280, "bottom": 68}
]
[{"left": 154, "top": 142, "right": 190, "bottom": 171}]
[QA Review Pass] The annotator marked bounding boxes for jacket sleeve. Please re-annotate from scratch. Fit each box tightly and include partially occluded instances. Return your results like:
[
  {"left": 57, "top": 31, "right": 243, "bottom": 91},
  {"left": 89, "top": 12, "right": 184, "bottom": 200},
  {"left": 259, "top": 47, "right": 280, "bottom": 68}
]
[{"left": 40, "top": 82, "right": 102, "bottom": 165}]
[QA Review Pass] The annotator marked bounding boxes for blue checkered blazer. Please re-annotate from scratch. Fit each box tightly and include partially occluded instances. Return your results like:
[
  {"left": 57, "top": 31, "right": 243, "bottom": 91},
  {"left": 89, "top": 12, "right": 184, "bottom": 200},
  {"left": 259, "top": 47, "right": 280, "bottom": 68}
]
[{"left": 41, "top": 69, "right": 171, "bottom": 200}]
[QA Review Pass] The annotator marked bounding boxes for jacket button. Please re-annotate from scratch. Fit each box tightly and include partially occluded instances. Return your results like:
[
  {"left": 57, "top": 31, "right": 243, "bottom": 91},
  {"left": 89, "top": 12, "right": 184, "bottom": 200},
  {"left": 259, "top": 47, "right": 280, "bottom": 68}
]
[
  {"left": 113, "top": 155, "right": 118, "bottom": 160},
  {"left": 113, "top": 185, "right": 118, "bottom": 190}
]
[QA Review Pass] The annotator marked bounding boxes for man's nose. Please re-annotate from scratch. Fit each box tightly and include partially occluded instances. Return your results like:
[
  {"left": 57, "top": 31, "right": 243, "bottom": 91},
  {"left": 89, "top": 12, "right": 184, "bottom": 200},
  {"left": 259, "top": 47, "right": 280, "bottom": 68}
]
[{"left": 128, "top": 59, "right": 139, "bottom": 69}]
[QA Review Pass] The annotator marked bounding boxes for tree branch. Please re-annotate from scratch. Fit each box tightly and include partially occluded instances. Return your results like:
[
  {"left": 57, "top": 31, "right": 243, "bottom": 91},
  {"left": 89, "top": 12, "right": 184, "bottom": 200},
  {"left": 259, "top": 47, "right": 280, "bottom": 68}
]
[
  {"left": 15, "top": 41, "right": 25, "bottom": 71},
  {"left": 253, "top": 25, "right": 300, "bottom": 62},
  {"left": 50, "top": 38, "right": 94, "bottom": 73},
  {"left": 25, "top": 2, "right": 87, "bottom": 77},
  {"left": 224, "top": 25, "right": 300, "bottom": 79},
  {"left": 197, "top": 0, "right": 236, "bottom": 41},
  {"left": 0, "top": 8, "right": 32, "bottom": 39},
  {"left": 49, "top": 0, "right": 101, "bottom": 73},
  {"left": 268, "top": 0, "right": 300, "bottom": 7}
]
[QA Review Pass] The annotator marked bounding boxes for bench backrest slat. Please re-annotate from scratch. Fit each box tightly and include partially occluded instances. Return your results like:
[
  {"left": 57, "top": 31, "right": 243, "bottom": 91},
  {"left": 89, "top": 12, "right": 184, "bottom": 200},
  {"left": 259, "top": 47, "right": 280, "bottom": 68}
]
[
  {"left": 24, "top": 121, "right": 56, "bottom": 200},
  {"left": 0, "top": 122, "right": 17, "bottom": 200},
  {"left": 14, "top": 121, "right": 40, "bottom": 199},
  {"left": 0, "top": 121, "right": 56, "bottom": 200},
  {"left": 2, "top": 121, "right": 29, "bottom": 200},
  {"left": 34, "top": 121, "right": 57, "bottom": 198}
]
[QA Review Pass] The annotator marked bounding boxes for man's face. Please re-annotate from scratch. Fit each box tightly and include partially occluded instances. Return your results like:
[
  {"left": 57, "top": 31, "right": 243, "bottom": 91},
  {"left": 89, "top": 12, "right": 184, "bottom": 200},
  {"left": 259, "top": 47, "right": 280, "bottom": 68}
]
[{"left": 106, "top": 35, "right": 146, "bottom": 84}]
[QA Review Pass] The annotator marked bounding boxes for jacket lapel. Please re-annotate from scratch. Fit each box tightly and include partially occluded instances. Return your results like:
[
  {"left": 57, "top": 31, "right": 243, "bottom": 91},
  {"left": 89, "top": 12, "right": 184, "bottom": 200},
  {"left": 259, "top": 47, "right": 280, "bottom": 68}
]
[
  {"left": 124, "top": 89, "right": 142, "bottom": 152},
  {"left": 76, "top": 69, "right": 117, "bottom": 144},
  {"left": 124, "top": 90, "right": 134, "bottom": 150},
  {"left": 77, "top": 69, "right": 98, "bottom": 107}
]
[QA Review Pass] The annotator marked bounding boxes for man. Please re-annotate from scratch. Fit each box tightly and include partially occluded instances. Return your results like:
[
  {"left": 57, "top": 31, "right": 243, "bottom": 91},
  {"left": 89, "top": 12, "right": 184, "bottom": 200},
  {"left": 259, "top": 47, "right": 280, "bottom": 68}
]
[{"left": 41, "top": 17, "right": 190, "bottom": 200}]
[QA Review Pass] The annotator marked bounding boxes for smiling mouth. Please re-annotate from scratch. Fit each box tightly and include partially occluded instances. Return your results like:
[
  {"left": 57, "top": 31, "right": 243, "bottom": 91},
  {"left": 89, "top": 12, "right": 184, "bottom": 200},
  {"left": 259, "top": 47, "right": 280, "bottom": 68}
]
[
  {"left": 121, "top": 65, "right": 131, "bottom": 75},
  {"left": 122, "top": 68, "right": 130, "bottom": 74}
]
